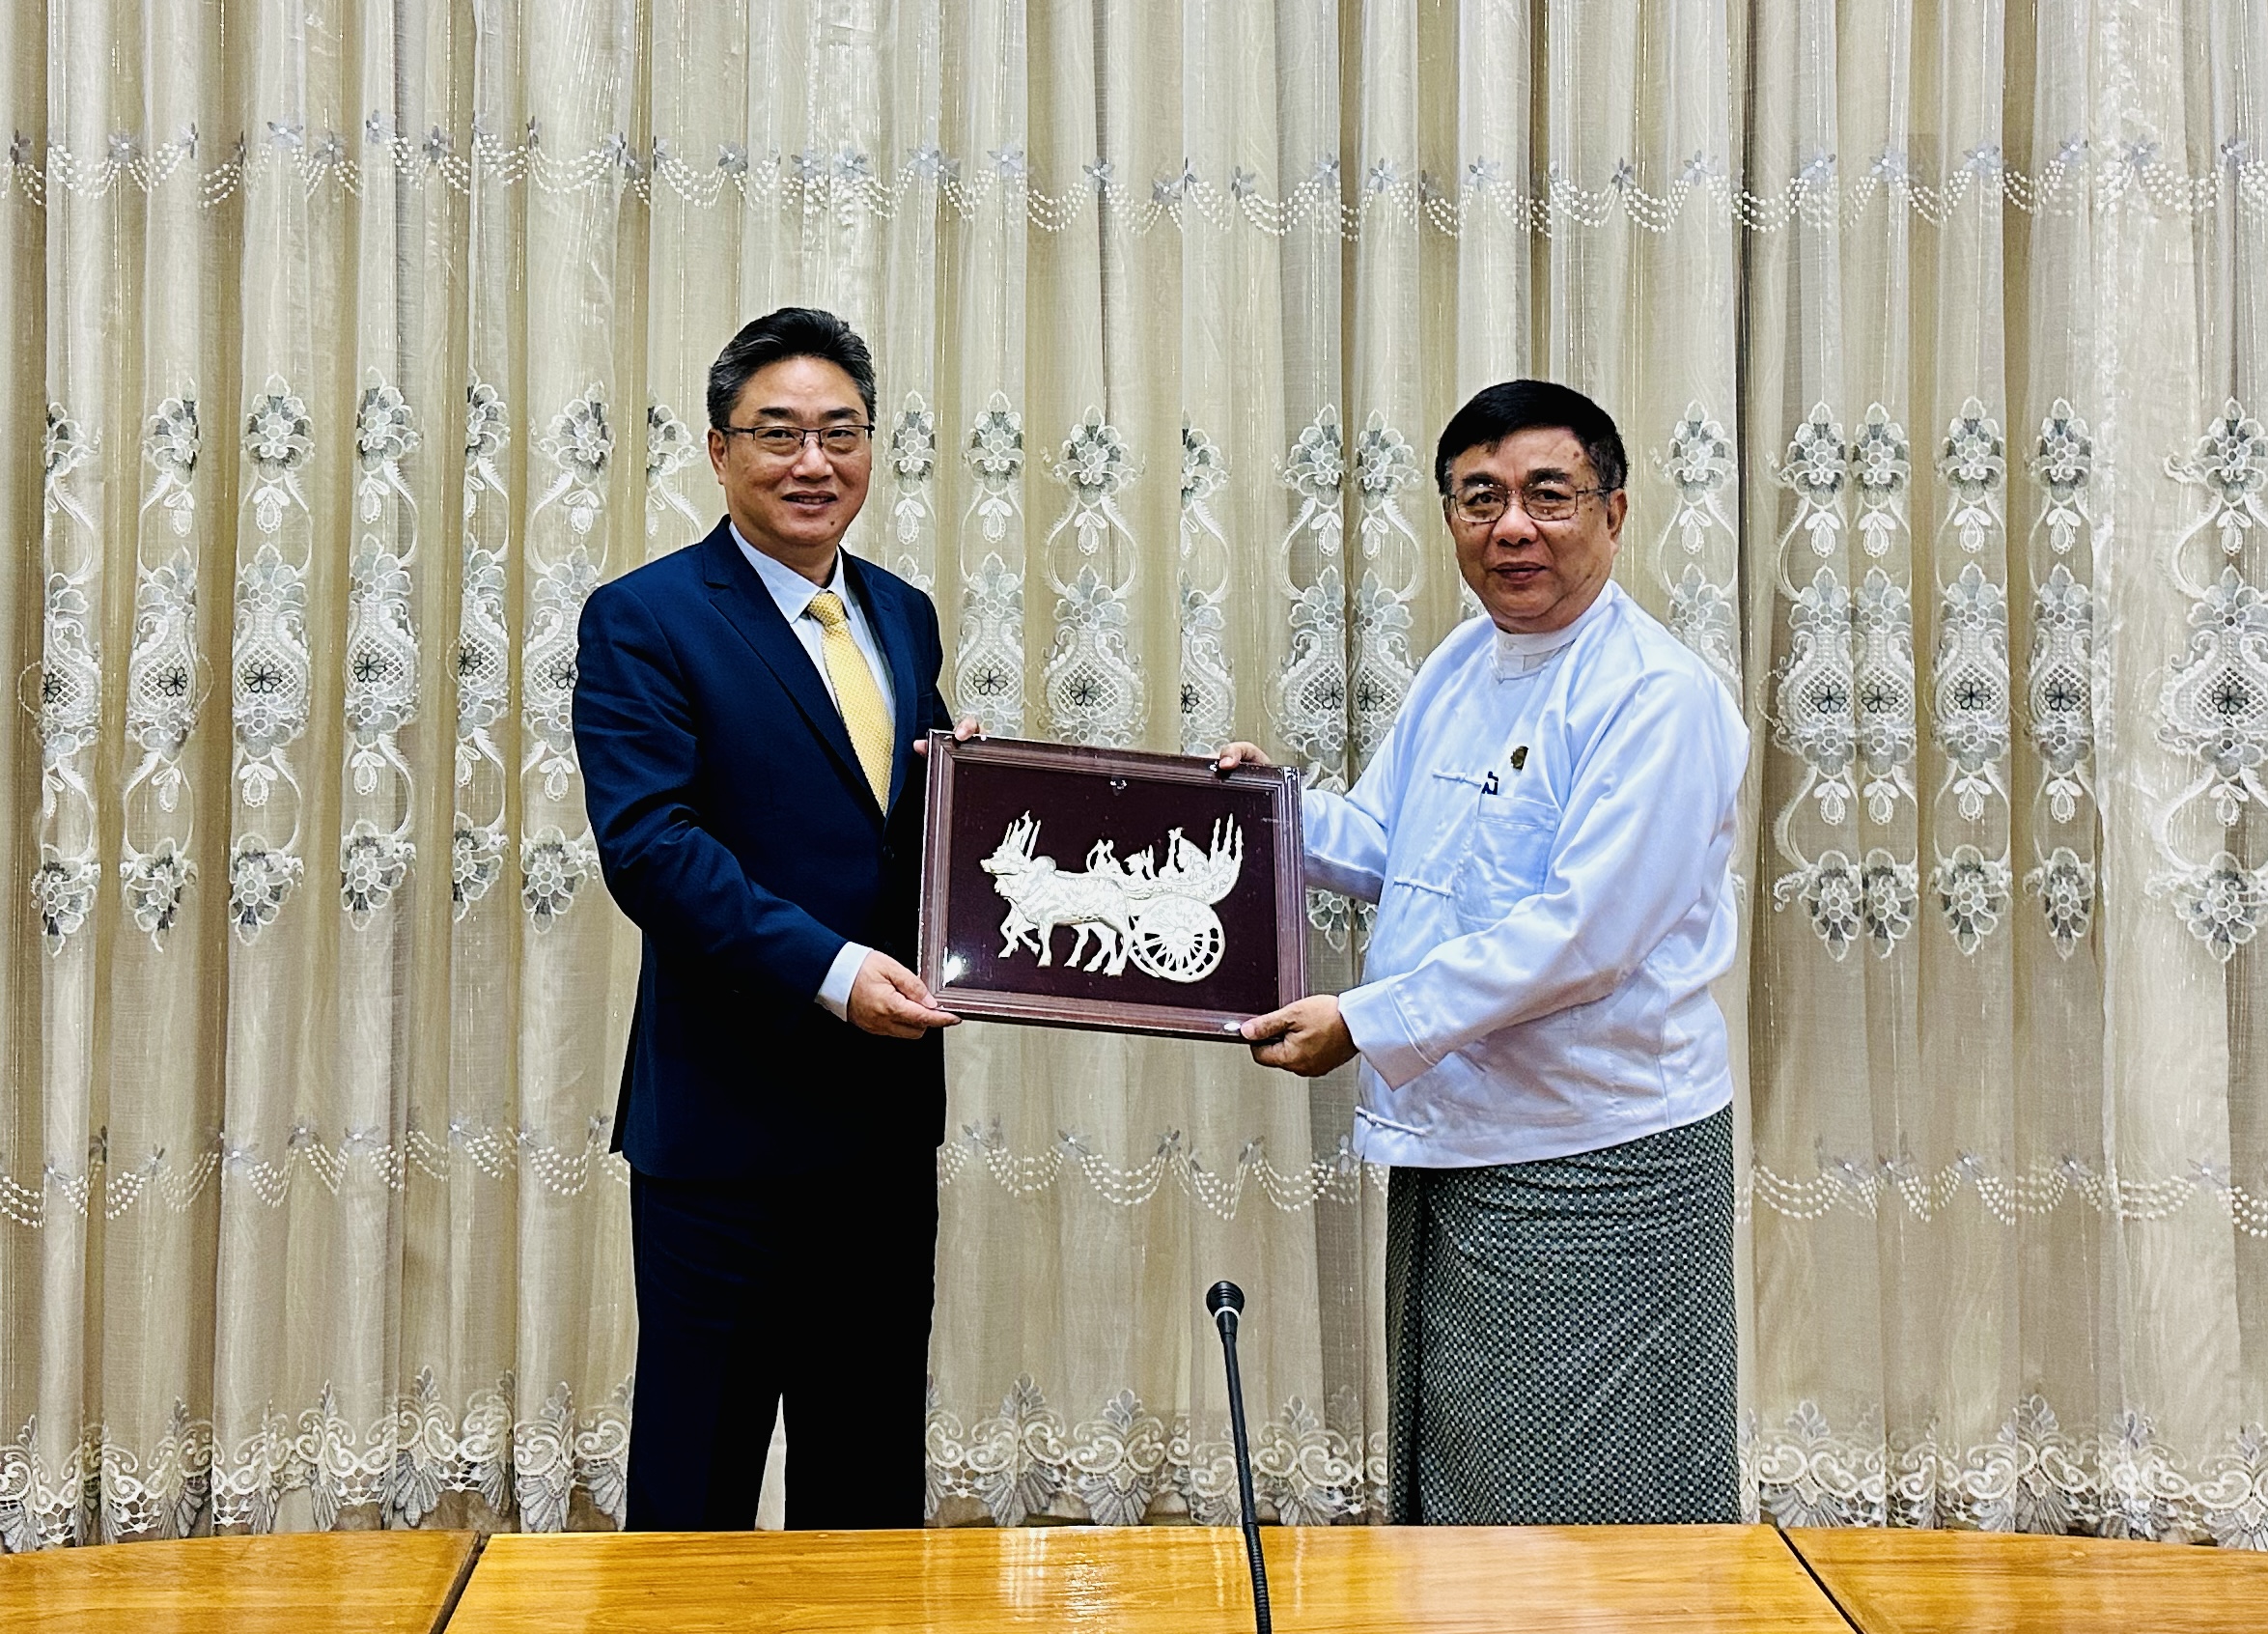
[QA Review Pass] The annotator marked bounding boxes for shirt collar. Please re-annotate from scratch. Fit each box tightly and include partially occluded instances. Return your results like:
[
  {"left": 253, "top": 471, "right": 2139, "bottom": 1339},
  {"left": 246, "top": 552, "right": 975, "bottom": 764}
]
[
  {"left": 731, "top": 520, "right": 845, "bottom": 624},
  {"left": 1491, "top": 579, "right": 1618, "bottom": 678}
]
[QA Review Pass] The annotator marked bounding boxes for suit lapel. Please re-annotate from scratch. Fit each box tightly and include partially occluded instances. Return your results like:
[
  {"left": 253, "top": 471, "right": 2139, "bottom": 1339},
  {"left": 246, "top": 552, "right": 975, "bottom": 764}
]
[
  {"left": 699, "top": 524, "right": 875, "bottom": 816},
  {"left": 845, "top": 553, "right": 922, "bottom": 812}
]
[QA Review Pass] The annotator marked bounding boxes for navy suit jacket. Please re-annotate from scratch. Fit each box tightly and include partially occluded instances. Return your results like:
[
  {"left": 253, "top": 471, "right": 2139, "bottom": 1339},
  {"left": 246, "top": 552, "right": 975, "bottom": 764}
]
[{"left": 573, "top": 521, "right": 953, "bottom": 1178}]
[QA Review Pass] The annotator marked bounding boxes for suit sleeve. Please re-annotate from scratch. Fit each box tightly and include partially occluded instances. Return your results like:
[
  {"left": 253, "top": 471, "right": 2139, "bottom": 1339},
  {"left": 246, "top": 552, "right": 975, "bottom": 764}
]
[{"left": 574, "top": 578, "right": 846, "bottom": 1002}]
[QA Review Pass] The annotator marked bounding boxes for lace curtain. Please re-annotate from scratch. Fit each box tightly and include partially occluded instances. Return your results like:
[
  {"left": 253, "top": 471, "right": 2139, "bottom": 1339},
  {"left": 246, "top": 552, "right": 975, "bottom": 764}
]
[{"left": 2, "top": 0, "right": 2263, "bottom": 1549}]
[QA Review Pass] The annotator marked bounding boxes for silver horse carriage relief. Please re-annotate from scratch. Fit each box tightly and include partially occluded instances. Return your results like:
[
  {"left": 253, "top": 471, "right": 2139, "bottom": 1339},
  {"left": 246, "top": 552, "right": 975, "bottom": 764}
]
[{"left": 980, "top": 812, "right": 1245, "bottom": 983}]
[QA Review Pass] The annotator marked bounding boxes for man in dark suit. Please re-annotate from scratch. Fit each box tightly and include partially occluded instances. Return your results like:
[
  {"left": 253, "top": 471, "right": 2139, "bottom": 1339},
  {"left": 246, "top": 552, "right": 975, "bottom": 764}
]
[{"left": 574, "top": 307, "right": 973, "bottom": 1531}]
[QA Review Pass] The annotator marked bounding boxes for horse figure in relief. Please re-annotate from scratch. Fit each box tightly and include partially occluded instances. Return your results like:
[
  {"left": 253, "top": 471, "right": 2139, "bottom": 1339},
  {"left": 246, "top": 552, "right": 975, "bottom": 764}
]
[{"left": 981, "top": 814, "right": 1138, "bottom": 972}]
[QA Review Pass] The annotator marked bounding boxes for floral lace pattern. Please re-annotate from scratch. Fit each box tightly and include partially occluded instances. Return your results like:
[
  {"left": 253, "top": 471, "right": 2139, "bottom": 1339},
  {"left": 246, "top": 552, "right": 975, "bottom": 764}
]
[
  {"left": 224, "top": 378, "right": 319, "bottom": 943},
  {"left": 2158, "top": 567, "right": 2268, "bottom": 830},
  {"left": 533, "top": 385, "right": 613, "bottom": 539},
  {"left": 1937, "top": 398, "right": 2006, "bottom": 556},
  {"left": 643, "top": 400, "right": 701, "bottom": 544},
  {"left": 2024, "top": 846, "right": 2095, "bottom": 956},
  {"left": 888, "top": 391, "right": 939, "bottom": 583},
  {"left": 2021, "top": 398, "right": 2098, "bottom": 954},
  {"left": 31, "top": 849, "right": 100, "bottom": 951},
  {"left": 455, "top": 380, "right": 512, "bottom": 920},
  {"left": 126, "top": 552, "right": 199, "bottom": 781},
  {"left": 521, "top": 549, "right": 601, "bottom": 803},
  {"left": 26, "top": 119, "right": 2268, "bottom": 239},
  {"left": 2028, "top": 564, "right": 2094, "bottom": 823},
  {"left": 1853, "top": 567, "right": 1918, "bottom": 825},
  {"left": 957, "top": 395, "right": 1026, "bottom": 733},
  {"left": 1748, "top": 1396, "right": 2268, "bottom": 1545},
  {"left": 1772, "top": 566, "right": 1858, "bottom": 827},
  {"left": 1778, "top": 402, "right": 1847, "bottom": 557},
  {"left": 242, "top": 380, "right": 313, "bottom": 535},
  {"left": 2030, "top": 399, "right": 2092, "bottom": 557},
  {"left": 227, "top": 838, "right": 303, "bottom": 942},
  {"left": 523, "top": 385, "right": 612, "bottom": 831},
  {"left": 235, "top": 390, "right": 313, "bottom": 749},
  {"left": 1931, "top": 562, "right": 2009, "bottom": 824},
  {"left": 2155, "top": 402, "right": 2268, "bottom": 961},
  {"left": 37, "top": 564, "right": 102, "bottom": 780},
  {"left": 339, "top": 372, "right": 423, "bottom": 931},
  {"left": 926, "top": 1375, "right": 1378, "bottom": 1527},
  {"left": 344, "top": 540, "right": 418, "bottom": 791},
  {"left": 1655, "top": 406, "right": 1741, "bottom": 691},
  {"left": 123, "top": 537, "right": 202, "bottom": 945},
  {"left": 1849, "top": 405, "right": 1910, "bottom": 559},
  {"left": 340, "top": 822, "right": 414, "bottom": 923},
  {"left": 1775, "top": 848, "right": 1863, "bottom": 959},
  {"left": 520, "top": 828, "right": 598, "bottom": 931},
  {"left": 1042, "top": 409, "right": 1144, "bottom": 746},
  {"left": 0, "top": 1374, "right": 630, "bottom": 1547},
  {"left": 956, "top": 552, "right": 1025, "bottom": 729},
  {"left": 232, "top": 544, "right": 311, "bottom": 780},
  {"left": 1862, "top": 849, "right": 1919, "bottom": 955},
  {"left": 1347, "top": 413, "right": 1420, "bottom": 766},
  {"left": 122, "top": 838, "right": 196, "bottom": 941},
  {"left": 37, "top": 401, "right": 104, "bottom": 956},
  {"left": 1934, "top": 844, "right": 2012, "bottom": 955},
  {"left": 938, "top": 1120, "right": 1379, "bottom": 1217},
  {"left": 141, "top": 392, "right": 199, "bottom": 536},
  {"left": 516, "top": 382, "right": 607, "bottom": 923},
  {"left": 1273, "top": 408, "right": 1349, "bottom": 775},
  {"left": 1658, "top": 403, "right": 1735, "bottom": 557}
]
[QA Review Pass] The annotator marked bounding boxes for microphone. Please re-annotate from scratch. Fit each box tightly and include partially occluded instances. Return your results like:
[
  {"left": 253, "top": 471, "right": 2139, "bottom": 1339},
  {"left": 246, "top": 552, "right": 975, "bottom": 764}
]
[{"left": 1207, "top": 1281, "right": 1272, "bottom": 1634}]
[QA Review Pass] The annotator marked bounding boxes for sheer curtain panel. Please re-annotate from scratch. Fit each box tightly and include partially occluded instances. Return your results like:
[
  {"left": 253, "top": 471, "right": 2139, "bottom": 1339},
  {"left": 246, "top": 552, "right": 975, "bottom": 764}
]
[{"left": 1, "top": 0, "right": 2264, "bottom": 1548}]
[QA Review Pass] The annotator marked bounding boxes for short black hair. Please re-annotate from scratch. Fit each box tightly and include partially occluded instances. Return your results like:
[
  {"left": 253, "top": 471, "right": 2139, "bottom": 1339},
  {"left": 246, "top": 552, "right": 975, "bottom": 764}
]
[
  {"left": 1434, "top": 380, "right": 1627, "bottom": 495},
  {"left": 707, "top": 307, "right": 878, "bottom": 430}
]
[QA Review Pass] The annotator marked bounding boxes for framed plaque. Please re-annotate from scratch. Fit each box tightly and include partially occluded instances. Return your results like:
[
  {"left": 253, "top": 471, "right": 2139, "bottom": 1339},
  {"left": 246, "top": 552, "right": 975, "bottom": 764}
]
[{"left": 917, "top": 733, "right": 1307, "bottom": 1040}]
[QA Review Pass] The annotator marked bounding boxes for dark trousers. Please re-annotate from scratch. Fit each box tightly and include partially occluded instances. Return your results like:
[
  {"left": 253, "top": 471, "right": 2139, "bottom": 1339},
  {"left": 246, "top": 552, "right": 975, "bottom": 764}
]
[{"left": 625, "top": 1149, "right": 938, "bottom": 1530}]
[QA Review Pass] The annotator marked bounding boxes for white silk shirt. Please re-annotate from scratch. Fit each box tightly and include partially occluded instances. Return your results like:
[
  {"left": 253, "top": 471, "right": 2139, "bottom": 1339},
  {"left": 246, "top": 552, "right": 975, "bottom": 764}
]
[{"left": 1310, "top": 580, "right": 1750, "bottom": 1169}]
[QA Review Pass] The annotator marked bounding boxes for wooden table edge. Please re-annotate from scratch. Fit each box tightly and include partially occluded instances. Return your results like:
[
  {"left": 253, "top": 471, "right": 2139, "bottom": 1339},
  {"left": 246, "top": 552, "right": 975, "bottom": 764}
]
[
  {"left": 1771, "top": 1525, "right": 1866, "bottom": 1633},
  {"left": 428, "top": 1533, "right": 489, "bottom": 1634},
  {"left": 446, "top": 1523, "right": 1855, "bottom": 1634}
]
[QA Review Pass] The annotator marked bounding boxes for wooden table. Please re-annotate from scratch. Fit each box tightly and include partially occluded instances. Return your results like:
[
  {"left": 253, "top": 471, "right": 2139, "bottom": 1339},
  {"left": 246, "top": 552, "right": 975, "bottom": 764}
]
[
  {"left": 1786, "top": 1526, "right": 2268, "bottom": 1634},
  {"left": 445, "top": 1524, "right": 1852, "bottom": 1632},
  {"left": 0, "top": 1529, "right": 479, "bottom": 1634},
  {"left": 13, "top": 1522, "right": 2263, "bottom": 1631}
]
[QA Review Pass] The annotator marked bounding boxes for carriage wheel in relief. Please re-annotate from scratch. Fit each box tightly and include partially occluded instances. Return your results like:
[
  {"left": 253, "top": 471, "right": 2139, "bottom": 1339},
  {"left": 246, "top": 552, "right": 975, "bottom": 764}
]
[{"left": 1128, "top": 897, "right": 1225, "bottom": 982}]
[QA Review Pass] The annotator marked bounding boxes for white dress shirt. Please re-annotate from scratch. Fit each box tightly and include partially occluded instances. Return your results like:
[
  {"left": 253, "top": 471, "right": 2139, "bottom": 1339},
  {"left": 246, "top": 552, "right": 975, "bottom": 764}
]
[
  {"left": 1307, "top": 580, "right": 1750, "bottom": 1168},
  {"left": 733, "top": 525, "right": 897, "bottom": 1021}
]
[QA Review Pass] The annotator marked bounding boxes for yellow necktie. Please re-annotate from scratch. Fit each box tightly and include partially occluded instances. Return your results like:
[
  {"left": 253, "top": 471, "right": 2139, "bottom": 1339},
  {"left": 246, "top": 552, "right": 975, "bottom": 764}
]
[{"left": 807, "top": 590, "right": 893, "bottom": 805}]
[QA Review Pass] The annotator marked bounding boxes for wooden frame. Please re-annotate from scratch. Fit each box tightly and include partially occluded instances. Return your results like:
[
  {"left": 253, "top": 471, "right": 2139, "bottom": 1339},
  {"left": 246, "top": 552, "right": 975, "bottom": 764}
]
[{"left": 917, "top": 733, "right": 1307, "bottom": 1040}]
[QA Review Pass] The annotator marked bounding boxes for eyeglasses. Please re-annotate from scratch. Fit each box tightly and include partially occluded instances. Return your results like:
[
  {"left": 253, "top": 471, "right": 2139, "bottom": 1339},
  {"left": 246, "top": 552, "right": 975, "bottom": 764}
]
[
  {"left": 721, "top": 422, "right": 875, "bottom": 459},
  {"left": 1445, "top": 482, "right": 1616, "bottom": 526}
]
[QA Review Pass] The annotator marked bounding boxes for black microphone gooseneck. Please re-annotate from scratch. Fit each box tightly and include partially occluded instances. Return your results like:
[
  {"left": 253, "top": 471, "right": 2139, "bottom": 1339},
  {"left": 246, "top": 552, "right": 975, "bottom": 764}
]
[{"left": 1207, "top": 1280, "right": 1273, "bottom": 1634}]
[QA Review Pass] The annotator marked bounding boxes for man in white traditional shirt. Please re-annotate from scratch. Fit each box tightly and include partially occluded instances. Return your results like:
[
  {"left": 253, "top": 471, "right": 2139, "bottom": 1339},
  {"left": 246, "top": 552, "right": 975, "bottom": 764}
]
[{"left": 1218, "top": 380, "right": 1749, "bottom": 1526}]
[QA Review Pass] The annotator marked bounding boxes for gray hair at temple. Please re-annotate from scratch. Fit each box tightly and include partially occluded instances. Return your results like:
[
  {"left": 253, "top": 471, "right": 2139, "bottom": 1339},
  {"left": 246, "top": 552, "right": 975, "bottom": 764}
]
[
  {"left": 707, "top": 306, "right": 878, "bottom": 430},
  {"left": 1433, "top": 380, "right": 1628, "bottom": 496}
]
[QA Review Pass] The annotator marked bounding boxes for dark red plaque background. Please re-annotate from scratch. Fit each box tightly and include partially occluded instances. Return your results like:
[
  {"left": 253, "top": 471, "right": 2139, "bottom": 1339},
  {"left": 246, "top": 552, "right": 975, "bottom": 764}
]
[{"left": 917, "top": 734, "right": 1306, "bottom": 1039}]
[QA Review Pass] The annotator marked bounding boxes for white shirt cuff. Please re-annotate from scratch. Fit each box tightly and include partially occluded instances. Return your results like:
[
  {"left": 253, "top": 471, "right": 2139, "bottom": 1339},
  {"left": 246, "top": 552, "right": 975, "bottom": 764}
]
[
  {"left": 817, "top": 941, "right": 871, "bottom": 1021},
  {"left": 1339, "top": 979, "right": 1436, "bottom": 1091}
]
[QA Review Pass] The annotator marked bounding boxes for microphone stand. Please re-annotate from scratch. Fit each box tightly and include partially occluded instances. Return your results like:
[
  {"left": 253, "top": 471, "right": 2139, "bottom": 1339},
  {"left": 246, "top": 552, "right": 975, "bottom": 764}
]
[{"left": 1208, "top": 1281, "right": 1273, "bottom": 1634}]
